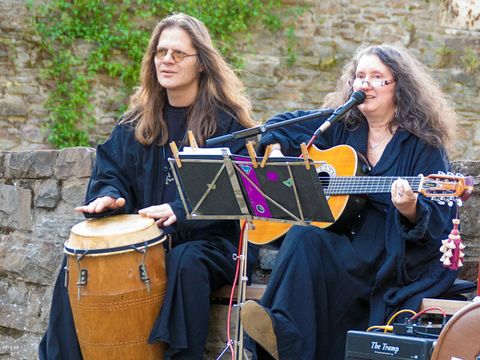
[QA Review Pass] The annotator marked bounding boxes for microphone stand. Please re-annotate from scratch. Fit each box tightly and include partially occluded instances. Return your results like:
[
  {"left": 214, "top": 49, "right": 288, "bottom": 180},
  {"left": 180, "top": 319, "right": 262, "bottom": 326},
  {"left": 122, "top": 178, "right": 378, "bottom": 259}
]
[{"left": 205, "top": 109, "right": 334, "bottom": 147}]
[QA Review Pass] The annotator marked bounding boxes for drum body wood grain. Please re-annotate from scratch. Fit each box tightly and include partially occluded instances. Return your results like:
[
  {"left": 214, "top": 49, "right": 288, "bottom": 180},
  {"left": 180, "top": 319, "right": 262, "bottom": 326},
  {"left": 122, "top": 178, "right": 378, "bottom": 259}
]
[{"left": 64, "top": 214, "right": 167, "bottom": 359}]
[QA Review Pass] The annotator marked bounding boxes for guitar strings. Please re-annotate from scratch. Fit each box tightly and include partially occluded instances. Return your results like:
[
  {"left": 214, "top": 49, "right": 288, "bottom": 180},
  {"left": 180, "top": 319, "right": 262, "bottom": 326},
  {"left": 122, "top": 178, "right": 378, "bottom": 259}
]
[{"left": 316, "top": 176, "right": 451, "bottom": 195}]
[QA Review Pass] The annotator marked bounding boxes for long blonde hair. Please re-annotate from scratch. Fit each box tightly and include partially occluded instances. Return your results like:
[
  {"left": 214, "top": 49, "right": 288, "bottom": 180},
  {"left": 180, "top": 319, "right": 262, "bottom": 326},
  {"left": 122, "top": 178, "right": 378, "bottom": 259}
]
[
  {"left": 324, "top": 44, "right": 457, "bottom": 151},
  {"left": 123, "top": 13, "right": 255, "bottom": 146}
]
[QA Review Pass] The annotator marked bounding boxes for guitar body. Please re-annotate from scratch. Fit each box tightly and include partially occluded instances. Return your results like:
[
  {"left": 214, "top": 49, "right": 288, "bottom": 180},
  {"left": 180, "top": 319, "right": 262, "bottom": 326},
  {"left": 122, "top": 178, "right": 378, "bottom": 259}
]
[{"left": 247, "top": 145, "right": 368, "bottom": 245}]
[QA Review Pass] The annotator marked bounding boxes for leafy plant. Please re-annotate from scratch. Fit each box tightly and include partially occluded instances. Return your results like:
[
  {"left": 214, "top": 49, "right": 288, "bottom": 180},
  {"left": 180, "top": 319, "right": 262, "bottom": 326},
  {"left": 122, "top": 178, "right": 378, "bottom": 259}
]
[
  {"left": 461, "top": 48, "right": 479, "bottom": 74},
  {"left": 435, "top": 44, "right": 454, "bottom": 68},
  {"left": 29, "top": 0, "right": 283, "bottom": 148},
  {"left": 282, "top": 5, "right": 307, "bottom": 67}
]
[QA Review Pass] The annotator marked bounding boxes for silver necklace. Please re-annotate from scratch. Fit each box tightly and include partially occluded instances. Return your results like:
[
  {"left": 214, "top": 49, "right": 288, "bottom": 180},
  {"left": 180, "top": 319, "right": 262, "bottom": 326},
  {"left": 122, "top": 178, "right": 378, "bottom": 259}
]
[{"left": 368, "top": 132, "right": 390, "bottom": 152}]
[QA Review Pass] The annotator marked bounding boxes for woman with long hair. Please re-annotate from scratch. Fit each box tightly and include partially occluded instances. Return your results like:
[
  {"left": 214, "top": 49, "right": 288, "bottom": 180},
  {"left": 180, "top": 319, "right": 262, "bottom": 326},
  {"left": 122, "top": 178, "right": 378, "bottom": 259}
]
[
  {"left": 40, "top": 13, "right": 257, "bottom": 359},
  {"left": 241, "top": 44, "right": 458, "bottom": 359}
]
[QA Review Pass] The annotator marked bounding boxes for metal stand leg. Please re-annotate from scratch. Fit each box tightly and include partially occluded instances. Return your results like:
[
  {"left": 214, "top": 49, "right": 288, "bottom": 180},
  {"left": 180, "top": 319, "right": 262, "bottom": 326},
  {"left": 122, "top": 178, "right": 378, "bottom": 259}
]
[{"left": 233, "top": 221, "right": 250, "bottom": 360}]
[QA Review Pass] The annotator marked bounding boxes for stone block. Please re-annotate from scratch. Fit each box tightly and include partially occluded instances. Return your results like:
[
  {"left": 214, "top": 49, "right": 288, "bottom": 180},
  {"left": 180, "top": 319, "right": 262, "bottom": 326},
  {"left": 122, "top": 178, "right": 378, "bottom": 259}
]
[
  {"left": 0, "top": 151, "right": 7, "bottom": 178},
  {"left": 259, "top": 247, "right": 279, "bottom": 270},
  {"left": 0, "top": 277, "right": 45, "bottom": 334},
  {"left": 458, "top": 200, "right": 480, "bottom": 240},
  {"left": 452, "top": 160, "right": 480, "bottom": 178},
  {"left": 34, "top": 179, "right": 60, "bottom": 208},
  {"left": 0, "top": 42, "right": 9, "bottom": 60},
  {"left": 0, "top": 231, "right": 61, "bottom": 285},
  {"left": 61, "top": 179, "right": 89, "bottom": 206},
  {"left": 33, "top": 210, "right": 84, "bottom": 246},
  {"left": 20, "top": 123, "right": 46, "bottom": 144},
  {"left": 0, "top": 184, "right": 32, "bottom": 230},
  {"left": 55, "top": 147, "right": 95, "bottom": 179},
  {"left": 440, "top": 0, "right": 480, "bottom": 30},
  {"left": 0, "top": 98, "right": 27, "bottom": 116},
  {"left": 6, "top": 150, "right": 57, "bottom": 179},
  {"left": 0, "top": 122, "right": 21, "bottom": 150},
  {"left": 459, "top": 249, "right": 479, "bottom": 282},
  {"left": 0, "top": 333, "right": 42, "bottom": 360},
  {"left": 9, "top": 82, "right": 38, "bottom": 95}
]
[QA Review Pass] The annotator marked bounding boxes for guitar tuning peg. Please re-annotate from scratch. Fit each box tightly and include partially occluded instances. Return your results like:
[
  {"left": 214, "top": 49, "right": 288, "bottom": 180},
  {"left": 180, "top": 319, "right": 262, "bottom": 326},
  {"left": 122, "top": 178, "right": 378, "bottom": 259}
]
[
  {"left": 447, "top": 200, "right": 454, "bottom": 207},
  {"left": 455, "top": 172, "right": 464, "bottom": 177},
  {"left": 437, "top": 171, "right": 445, "bottom": 175},
  {"left": 456, "top": 199, "right": 463, "bottom": 207},
  {"left": 447, "top": 171, "right": 454, "bottom": 176},
  {"left": 436, "top": 200, "right": 446, "bottom": 205}
]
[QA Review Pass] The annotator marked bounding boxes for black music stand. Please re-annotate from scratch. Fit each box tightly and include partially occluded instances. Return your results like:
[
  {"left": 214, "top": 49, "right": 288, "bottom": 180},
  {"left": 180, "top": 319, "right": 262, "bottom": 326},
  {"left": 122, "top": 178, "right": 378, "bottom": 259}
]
[
  {"left": 169, "top": 151, "right": 333, "bottom": 224},
  {"left": 168, "top": 149, "right": 333, "bottom": 359}
]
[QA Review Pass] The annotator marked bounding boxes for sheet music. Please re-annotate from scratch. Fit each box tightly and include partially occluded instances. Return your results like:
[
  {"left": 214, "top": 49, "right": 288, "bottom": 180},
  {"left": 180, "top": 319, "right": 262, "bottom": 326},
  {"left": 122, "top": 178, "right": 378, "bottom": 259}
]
[{"left": 181, "top": 147, "right": 231, "bottom": 155}]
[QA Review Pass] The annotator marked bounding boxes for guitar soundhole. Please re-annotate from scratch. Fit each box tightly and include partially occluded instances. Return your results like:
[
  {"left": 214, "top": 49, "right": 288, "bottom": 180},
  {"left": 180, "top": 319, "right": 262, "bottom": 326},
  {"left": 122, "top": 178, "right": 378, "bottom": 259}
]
[{"left": 317, "top": 171, "right": 331, "bottom": 189}]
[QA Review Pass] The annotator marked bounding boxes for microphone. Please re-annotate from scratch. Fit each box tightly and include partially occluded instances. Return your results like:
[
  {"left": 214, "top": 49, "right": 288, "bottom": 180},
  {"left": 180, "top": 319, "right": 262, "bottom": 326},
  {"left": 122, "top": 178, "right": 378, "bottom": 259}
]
[{"left": 312, "top": 90, "right": 366, "bottom": 138}]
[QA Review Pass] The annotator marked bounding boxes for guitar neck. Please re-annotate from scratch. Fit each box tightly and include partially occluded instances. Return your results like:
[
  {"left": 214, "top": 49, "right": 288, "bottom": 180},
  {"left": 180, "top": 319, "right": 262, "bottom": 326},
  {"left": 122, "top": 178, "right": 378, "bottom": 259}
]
[{"left": 324, "top": 176, "right": 422, "bottom": 196}]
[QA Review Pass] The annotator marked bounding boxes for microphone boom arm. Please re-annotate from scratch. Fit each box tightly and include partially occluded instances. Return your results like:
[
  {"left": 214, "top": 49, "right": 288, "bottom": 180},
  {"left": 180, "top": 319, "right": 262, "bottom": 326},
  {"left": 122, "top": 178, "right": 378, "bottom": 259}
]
[{"left": 205, "top": 109, "right": 334, "bottom": 147}]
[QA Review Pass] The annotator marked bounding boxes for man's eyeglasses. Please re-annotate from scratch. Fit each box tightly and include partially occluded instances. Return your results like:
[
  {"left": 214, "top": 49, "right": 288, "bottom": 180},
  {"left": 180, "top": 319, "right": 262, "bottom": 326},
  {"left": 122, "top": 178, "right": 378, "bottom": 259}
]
[
  {"left": 350, "top": 78, "right": 395, "bottom": 89},
  {"left": 154, "top": 48, "right": 198, "bottom": 63}
]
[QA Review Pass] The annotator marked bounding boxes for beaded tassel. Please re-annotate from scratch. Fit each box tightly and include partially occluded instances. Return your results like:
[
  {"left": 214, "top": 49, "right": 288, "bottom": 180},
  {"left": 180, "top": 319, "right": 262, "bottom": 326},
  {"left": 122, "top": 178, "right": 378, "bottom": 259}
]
[{"left": 439, "top": 218, "right": 465, "bottom": 270}]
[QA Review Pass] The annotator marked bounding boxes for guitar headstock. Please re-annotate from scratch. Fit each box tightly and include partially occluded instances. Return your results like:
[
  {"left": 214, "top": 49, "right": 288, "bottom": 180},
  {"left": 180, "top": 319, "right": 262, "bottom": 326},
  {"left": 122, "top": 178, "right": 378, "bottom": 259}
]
[{"left": 420, "top": 172, "right": 474, "bottom": 205}]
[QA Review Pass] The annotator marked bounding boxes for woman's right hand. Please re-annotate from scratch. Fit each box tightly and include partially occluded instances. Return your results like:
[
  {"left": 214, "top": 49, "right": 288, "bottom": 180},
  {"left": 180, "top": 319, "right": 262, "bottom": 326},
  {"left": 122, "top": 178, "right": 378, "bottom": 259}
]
[
  {"left": 269, "top": 143, "right": 285, "bottom": 157},
  {"left": 75, "top": 196, "right": 126, "bottom": 214},
  {"left": 270, "top": 149, "right": 285, "bottom": 157}
]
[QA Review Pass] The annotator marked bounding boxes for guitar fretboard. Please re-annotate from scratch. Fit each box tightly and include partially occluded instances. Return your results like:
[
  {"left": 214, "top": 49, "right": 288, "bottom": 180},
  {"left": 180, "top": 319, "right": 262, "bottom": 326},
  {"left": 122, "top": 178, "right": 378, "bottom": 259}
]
[{"left": 322, "top": 176, "right": 422, "bottom": 196}]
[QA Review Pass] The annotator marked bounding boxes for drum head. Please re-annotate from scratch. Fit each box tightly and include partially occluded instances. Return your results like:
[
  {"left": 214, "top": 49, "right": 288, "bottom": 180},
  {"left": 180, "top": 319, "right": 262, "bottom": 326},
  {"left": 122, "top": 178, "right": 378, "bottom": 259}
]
[{"left": 65, "top": 214, "right": 164, "bottom": 254}]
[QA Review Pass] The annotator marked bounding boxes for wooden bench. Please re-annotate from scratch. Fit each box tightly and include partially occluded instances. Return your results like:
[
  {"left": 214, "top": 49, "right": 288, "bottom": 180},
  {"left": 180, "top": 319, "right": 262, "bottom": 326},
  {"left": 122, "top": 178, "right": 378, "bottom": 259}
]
[
  {"left": 419, "top": 298, "right": 473, "bottom": 315},
  {"left": 212, "top": 285, "right": 475, "bottom": 316},
  {"left": 210, "top": 284, "right": 266, "bottom": 304}
]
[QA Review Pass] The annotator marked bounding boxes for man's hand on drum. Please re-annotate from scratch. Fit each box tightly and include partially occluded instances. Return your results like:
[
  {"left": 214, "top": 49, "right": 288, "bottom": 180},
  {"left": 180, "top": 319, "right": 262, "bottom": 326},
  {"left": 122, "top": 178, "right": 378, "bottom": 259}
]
[
  {"left": 75, "top": 196, "right": 126, "bottom": 214},
  {"left": 138, "top": 204, "right": 177, "bottom": 228}
]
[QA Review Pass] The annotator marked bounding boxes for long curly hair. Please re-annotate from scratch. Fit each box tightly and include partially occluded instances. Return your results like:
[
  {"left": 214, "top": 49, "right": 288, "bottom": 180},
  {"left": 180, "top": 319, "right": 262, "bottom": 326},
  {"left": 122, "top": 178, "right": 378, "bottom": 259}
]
[
  {"left": 323, "top": 44, "right": 457, "bottom": 151},
  {"left": 122, "top": 13, "right": 255, "bottom": 146}
]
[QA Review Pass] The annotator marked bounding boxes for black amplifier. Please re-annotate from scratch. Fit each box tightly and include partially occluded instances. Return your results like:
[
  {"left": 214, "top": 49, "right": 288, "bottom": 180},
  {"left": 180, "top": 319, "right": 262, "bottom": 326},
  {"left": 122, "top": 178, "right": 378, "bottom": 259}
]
[{"left": 345, "top": 330, "right": 435, "bottom": 360}]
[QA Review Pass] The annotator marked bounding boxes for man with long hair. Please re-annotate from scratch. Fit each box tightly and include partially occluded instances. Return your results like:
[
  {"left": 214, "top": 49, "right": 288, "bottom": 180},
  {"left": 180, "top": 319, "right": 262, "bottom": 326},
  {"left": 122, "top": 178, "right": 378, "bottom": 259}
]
[{"left": 40, "top": 13, "right": 257, "bottom": 359}]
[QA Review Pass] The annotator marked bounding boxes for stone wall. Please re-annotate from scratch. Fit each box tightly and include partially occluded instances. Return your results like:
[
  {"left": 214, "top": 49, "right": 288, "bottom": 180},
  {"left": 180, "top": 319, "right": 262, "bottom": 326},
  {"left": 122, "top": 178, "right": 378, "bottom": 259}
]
[
  {"left": 0, "top": 148, "right": 479, "bottom": 359},
  {"left": 0, "top": 148, "right": 94, "bottom": 359},
  {"left": 1, "top": 0, "right": 480, "bottom": 159}
]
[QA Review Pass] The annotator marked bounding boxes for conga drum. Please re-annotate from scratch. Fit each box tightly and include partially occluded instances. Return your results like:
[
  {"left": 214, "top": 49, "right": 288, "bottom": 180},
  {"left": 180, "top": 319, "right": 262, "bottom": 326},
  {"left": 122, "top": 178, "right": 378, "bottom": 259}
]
[{"left": 64, "top": 214, "right": 167, "bottom": 359}]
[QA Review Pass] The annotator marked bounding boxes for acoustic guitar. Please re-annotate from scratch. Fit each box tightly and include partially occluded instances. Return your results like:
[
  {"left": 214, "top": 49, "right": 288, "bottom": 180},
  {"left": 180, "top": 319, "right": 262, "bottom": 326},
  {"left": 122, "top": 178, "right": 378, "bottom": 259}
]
[{"left": 246, "top": 144, "right": 474, "bottom": 245}]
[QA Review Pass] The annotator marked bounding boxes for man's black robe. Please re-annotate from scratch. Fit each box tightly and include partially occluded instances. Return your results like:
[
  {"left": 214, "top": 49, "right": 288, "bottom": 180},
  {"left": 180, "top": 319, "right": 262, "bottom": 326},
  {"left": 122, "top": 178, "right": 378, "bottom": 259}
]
[{"left": 39, "top": 105, "right": 258, "bottom": 359}]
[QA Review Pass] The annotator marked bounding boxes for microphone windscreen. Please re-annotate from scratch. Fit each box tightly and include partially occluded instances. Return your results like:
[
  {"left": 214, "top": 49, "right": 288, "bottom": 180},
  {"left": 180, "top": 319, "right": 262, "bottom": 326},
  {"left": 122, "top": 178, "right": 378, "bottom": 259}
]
[{"left": 351, "top": 90, "right": 366, "bottom": 104}]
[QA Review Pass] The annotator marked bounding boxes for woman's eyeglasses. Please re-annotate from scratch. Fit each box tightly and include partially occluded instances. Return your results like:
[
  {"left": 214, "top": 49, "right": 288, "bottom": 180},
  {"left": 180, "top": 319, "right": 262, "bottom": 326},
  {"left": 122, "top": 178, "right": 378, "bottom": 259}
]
[
  {"left": 154, "top": 48, "right": 198, "bottom": 63},
  {"left": 350, "top": 78, "right": 395, "bottom": 89}
]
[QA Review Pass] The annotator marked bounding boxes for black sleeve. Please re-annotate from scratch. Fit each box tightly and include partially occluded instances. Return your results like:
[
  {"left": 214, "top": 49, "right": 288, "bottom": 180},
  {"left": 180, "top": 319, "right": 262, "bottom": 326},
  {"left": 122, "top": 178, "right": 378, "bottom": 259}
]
[{"left": 83, "top": 124, "right": 135, "bottom": 218}]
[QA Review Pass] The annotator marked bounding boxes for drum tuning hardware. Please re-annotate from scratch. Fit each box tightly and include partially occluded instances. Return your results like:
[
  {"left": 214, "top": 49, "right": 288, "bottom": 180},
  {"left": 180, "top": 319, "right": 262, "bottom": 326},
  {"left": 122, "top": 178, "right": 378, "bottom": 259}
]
[
  {"left": 63, "top": 260, "right": 69, "bottom": 288},
  {"left": 74, "top": 252, "right": 88, "bottom": 300},
  {"left": 139, "top": 263, "right": 151, "bottom": 293},
  {"left": 135, "top": 245, "right": 151, "bottom": 293}
]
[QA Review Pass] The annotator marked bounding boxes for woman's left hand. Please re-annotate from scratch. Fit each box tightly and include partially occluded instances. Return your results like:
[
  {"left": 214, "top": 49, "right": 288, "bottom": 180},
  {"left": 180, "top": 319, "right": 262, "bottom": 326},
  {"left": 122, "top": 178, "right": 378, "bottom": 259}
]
[
  {"left": 391, "top": 178, "right": 418, "bottom": 223},
  {"left": 138, "top": 203, "right": 177, "bottom": 227}
]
